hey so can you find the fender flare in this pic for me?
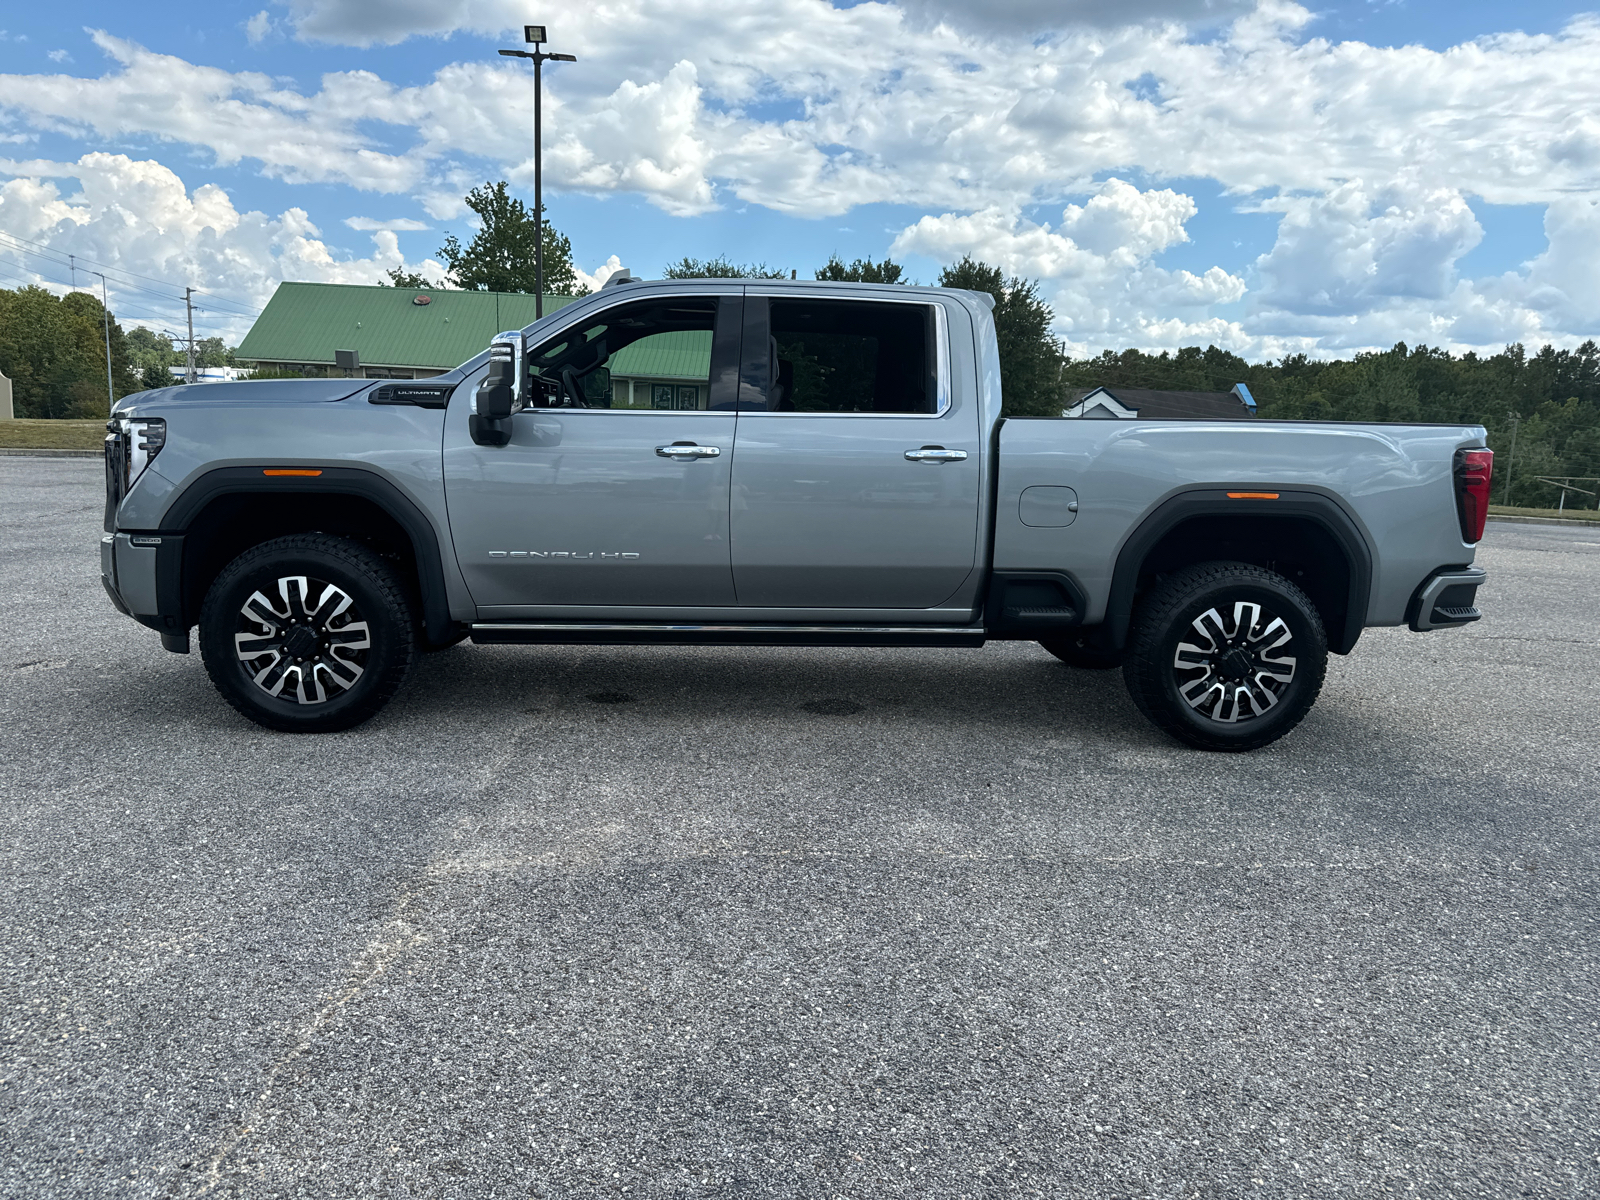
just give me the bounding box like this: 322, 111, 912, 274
153, 466, 455, 645
1104, 488, 1374, 655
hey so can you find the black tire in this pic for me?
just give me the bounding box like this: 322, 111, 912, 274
1122, 561, 1326, 752
1039, 627, 1123, 670
199, 534, 416, 732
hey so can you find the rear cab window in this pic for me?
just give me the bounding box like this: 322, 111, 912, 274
743, 296, 946, 415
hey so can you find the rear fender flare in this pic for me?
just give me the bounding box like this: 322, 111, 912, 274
1104, 488, 1373, 655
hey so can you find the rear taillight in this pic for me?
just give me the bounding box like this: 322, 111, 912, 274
1455, 448, 1493, 543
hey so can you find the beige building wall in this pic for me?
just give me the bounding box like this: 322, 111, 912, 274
0, 368, 12, 420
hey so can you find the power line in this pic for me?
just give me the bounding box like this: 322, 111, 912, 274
0, 258, 245, 335
0, 226, 263, 318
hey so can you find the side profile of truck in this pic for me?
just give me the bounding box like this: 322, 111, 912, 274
100, 278, 1493, 750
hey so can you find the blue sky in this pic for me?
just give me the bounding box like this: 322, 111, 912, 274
1, 1, 1597, 357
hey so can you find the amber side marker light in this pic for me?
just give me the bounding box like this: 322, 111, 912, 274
263, 468, 323, 477
1226, 491, 1280, 500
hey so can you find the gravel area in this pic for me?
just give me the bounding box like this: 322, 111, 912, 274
3, 457, 1597, 1199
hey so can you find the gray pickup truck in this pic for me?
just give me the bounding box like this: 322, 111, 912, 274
100, 278, 1493, 750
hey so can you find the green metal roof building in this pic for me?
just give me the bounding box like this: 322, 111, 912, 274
235, 282, 583, 379
236, 282, 715, 408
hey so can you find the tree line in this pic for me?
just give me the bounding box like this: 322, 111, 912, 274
4, 176, 1594, 508
0, 284, 239, 418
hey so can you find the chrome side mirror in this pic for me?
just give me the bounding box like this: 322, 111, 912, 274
470, 331, 524, 446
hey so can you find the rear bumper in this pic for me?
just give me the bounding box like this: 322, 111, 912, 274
1408, 566, 1486, 632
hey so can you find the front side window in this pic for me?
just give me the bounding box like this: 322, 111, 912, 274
765, 299, 937, 414
526, 297, 720, 410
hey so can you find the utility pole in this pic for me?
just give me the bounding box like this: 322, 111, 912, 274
92, 272, 114, 413
1502, 415, 1519, 506
499, 25, 576, 320
185, 287, 197, 384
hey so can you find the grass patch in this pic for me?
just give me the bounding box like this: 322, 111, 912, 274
1489, 504, 1600, 523
0, 419, 108, 451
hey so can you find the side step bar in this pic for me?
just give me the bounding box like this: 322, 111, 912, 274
470, 622, 987, 648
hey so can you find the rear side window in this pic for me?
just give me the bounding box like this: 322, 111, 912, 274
767, 300, 936, 414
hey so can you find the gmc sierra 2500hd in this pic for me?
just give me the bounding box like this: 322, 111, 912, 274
101, 278, 1492, 750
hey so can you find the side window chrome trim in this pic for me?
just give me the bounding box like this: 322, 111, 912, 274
518, 408, 735, 417
737, 294, 952, 418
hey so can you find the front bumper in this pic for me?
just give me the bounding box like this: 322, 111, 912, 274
1408, 566, 1487, 632
100, 536, 131, 615
101, 532, 190, 652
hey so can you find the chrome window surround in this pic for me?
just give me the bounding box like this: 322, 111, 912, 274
520, 290, 735, 416
515, 291, 951, 418
739, 294, 951, 419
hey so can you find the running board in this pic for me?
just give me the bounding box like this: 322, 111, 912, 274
470, 622, 987, 648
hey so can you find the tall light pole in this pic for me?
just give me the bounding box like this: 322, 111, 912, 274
91, 272, 114, 413
500, 25, 576, 320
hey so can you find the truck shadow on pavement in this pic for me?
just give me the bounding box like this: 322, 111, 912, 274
385, 639, 1383, 762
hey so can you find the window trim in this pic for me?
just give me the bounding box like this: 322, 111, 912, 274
520, 291, 739, 416
738, 293, 952, 419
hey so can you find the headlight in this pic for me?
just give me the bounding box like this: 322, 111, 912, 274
104, 417, 166, 505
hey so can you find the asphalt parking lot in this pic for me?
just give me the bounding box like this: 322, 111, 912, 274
2, 455, 1597, 1199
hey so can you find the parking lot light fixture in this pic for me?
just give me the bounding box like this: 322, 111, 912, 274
497, 26, 578, 319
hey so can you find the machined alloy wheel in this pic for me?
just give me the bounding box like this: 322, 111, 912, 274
234, 575, 372, 705
1123, 561, 1327, 752
1172, 600, 1296, 723
200, 534, 416, 732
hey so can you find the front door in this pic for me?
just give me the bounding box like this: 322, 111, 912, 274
444, 292, 743, 610
729, 295, 982, 609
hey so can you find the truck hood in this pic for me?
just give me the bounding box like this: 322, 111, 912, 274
114, 378, 373, 413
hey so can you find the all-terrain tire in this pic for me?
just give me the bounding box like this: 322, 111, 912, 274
1039, 627, 1123, 670
199, 534, 416, 733
1122, 561, 1326, 752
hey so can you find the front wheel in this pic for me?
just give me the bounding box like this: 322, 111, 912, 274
1122, 562, 1327, 752
199, 534, 416, 732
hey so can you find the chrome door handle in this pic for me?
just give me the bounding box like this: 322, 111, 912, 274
656, 443, 721, 459
905, 447, 968, 462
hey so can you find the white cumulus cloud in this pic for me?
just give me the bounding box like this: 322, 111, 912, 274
0, 3, 1597, 354
0, 155, 442, 339
343, 216, 431, 232
893, 180, 1251, 354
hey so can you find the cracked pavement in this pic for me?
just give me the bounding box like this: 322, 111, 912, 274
2, 457, 1597, 1198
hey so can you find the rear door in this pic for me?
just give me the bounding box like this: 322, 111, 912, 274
728, 295, 982, 609
443, 291, 744, 609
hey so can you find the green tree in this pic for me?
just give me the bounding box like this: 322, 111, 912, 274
0, 285, 140, 417
382, 266, 434, 288
938, 256, 1065, 417
436, 181, 577, 294
662, 255, 788, 279
125, 326, 177, 372
140, 364, 171, 390
814, 255, 904, 284
194, 337, 235, 368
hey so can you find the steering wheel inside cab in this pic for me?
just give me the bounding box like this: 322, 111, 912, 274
532, 338, 609, 408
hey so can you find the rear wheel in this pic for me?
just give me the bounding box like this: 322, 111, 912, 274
199, 534, 416, 732
1122, 561, 1326, 752
1038, 627, 1123, 670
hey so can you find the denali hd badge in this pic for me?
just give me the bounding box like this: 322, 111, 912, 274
488, 551, 641, 559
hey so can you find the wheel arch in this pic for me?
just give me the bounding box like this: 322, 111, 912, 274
152, 466, 458, 647
1104, 489, 1373, 655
